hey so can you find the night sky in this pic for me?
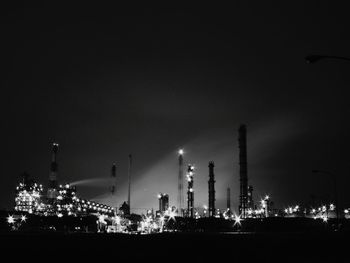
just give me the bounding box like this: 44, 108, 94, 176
2, 3, 350, 213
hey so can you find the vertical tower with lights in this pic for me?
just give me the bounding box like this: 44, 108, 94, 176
208, 161, 216, 217
47, 142, 59, 201
239, 125, 248, 218
178, 149, 184, 216
187, 164, 194, 218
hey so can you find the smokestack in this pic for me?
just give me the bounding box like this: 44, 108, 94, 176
227, 187, 231, 210
208, 161, 216, 217
239, 125, 248, 218
128, 154, 132, 212
178, 149, 184, 216
47, 142, 59, 200
111, 163, 117, 195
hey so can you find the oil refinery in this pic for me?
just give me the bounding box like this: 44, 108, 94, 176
2, 125, 349, 234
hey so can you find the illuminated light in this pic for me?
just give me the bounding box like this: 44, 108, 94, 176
189, 188, 193, 192
21, 215, 27, 222
344, 209, 349, 214
157, 194, 162, 199
322, 216, 328, 223
114, 215, 121, 225
265, 195, 270, 200
233, 214, 242, 226
312, 209, 316, 213
7, 215, 15, 224
178, 149, 184, 155
168, 210, 176, 221
57, 213, 63, 218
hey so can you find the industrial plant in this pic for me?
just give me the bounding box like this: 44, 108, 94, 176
2, 125, 349, 234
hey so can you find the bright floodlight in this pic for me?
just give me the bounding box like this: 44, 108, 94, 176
7, 215, 15, 224
178, 149, 184, 155
233, 214, 242, 226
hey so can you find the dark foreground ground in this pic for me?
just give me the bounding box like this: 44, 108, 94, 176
1, 231, 349, 262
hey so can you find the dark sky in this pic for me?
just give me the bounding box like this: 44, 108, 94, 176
2, 3, 350, 213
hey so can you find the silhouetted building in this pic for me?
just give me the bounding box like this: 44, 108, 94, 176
158, 193, 169, 212
119, 201, 130, 216
208, 162, 216, 217
239, 125, 248, 218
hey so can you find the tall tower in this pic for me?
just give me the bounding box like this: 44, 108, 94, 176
47, 142, 59, 200
239, 125, 248, 218
227, 187, 231, 210
177, 149, 184, 216
186, 164, 194, 218
208, 161, 216, 217
128, 154, 132, 212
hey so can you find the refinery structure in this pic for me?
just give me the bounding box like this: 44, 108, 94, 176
4, 125, 349, 234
